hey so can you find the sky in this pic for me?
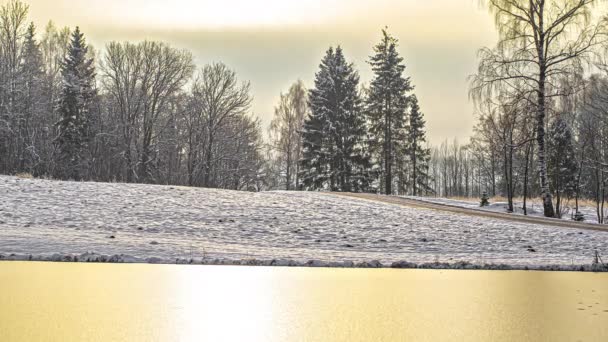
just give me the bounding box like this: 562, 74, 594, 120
24, 0, 498, 145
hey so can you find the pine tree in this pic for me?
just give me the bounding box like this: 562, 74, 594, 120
54, 27, 96, 180
547, 117, 577, 218
17, 22, 45, 173
366, 29, 413, 194
300, 46, 372, 191
407, 95, 432, 196
300, 47, 334, 190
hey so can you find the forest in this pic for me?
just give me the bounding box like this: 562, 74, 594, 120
3, 0, 608, 222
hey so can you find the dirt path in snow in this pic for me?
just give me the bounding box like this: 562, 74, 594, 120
331, 193, 608, 233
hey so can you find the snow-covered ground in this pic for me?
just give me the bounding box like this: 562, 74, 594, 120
404, 196, 602, 224
1, 175, 607, 269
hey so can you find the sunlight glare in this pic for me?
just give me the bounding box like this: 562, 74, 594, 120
171, 266, 280, 341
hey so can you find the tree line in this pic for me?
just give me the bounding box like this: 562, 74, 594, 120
1, 0, 431, 196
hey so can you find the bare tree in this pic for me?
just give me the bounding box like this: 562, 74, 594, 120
101, 41, 194, 182
187, 63, 252, 188
0, 0, 28, 174
268, 80, 308, 190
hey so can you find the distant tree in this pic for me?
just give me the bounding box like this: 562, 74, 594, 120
54, 27, 96, 180
40, 21, 70, 122
579, 74, 608, 223
269, 80, 308, 190
366, 29, 413, 194
547, 117, 578, 218
17, 22, 45, 174
407, 95, 431, 196
0, 0, 29, 174
300, 46, 372, 192
34, 22, 71, 174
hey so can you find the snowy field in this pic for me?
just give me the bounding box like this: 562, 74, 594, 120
1, 175, 607, 269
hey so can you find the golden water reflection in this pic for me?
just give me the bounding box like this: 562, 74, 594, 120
1, 262, 607, 341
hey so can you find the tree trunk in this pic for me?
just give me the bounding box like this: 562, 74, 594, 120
295, 162, 300, 190
602, 181, 606, 224
286, 150, 292, 191
574, 147, 585, 216
522, 140, 532, 216
203, 135, 214, 188
536, 65, 555, 217
412, 135, 418, 196
385, 114, 392, 195
505, 140, 514, 213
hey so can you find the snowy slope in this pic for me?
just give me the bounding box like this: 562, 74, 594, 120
1, 175, 607, 268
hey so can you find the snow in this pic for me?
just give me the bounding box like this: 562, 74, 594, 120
404, 196, 603, 225
1, 175, 607, 269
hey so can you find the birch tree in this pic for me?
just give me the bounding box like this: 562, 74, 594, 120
268, 80, 308, 190
471, 0, 605, 217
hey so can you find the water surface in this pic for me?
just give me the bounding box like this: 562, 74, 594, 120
1, 262, 607, 341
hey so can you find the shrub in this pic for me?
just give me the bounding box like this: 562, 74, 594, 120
480, 191, 490, 207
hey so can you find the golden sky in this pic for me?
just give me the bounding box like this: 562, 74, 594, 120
24, 0, 498, 144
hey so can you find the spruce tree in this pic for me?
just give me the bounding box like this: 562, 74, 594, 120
54, 27, 96, 180
20, 23, 44, 92
547, 117, 577, 217
300, 48, 332, 190
18, 22, 45, 173
300, 46, 372, 191
366, 29, 413, 194
407, 95, 432, 196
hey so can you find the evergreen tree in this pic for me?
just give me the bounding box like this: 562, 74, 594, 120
407, 95, 432, 196
17, 22, 45, 173
547, 117, 577, 218
54, 27, 96, 180
300, 46, 372, 191
480, 191, 490, 207
366, 29, 413, 194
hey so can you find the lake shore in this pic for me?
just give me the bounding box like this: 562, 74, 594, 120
2, 254, 608, 272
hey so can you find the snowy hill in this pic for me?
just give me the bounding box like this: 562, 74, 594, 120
1, 175, 607, 269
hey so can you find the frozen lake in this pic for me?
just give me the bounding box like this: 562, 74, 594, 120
1, 262, 607, 341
